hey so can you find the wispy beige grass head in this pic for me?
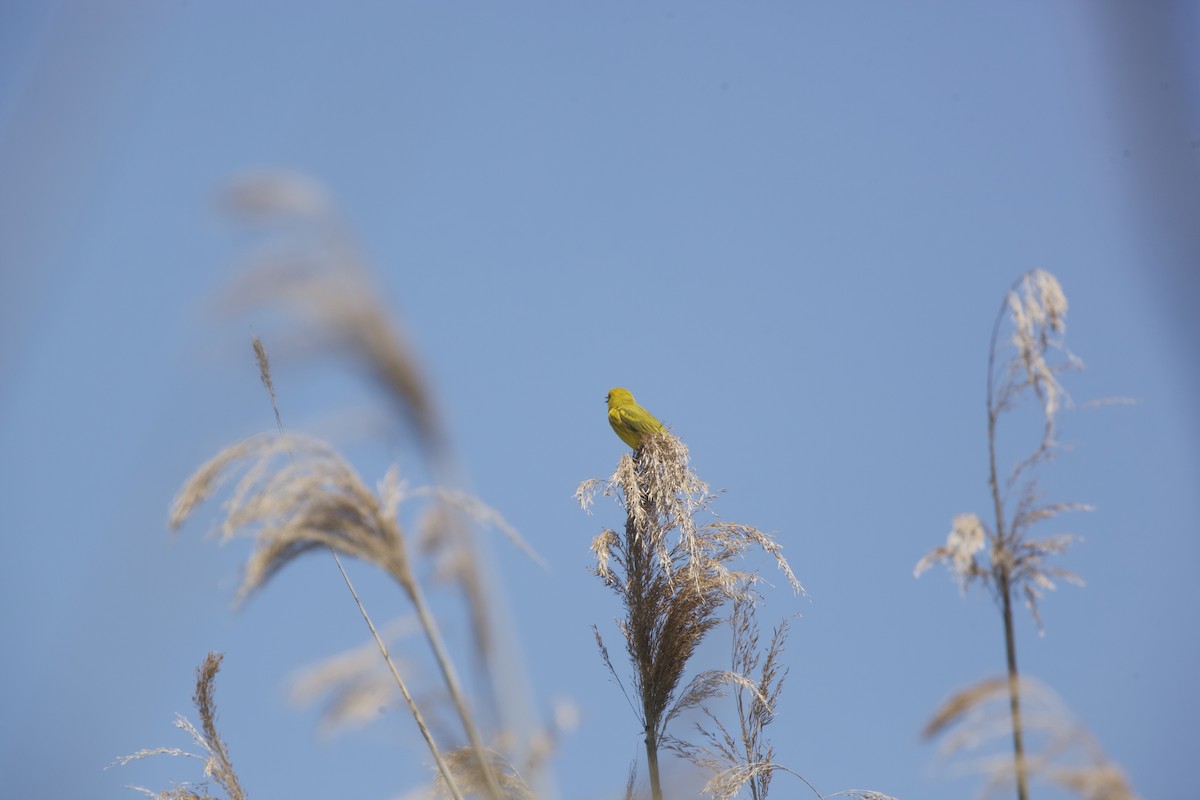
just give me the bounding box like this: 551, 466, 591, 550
923, 676, 1139, 800
113, 652, 246, 800
995, 269, 1077, 443
171, 417, 525, 798
221, 174, 513, 737
170, 431, 416, 601
581, 430, 802, 800
433, 747, 536, 800
917, 269, 1098, 629
582, 433, 802, 597
170, 424, 538, 605
915, 270, 1135, 800
288, 617, 420, 738
221, 170, 444, 460
677, 596, 791, 800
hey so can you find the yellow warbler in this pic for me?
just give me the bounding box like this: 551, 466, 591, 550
606, 387, 665, 449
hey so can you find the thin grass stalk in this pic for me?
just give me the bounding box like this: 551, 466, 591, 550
999, 574, 1028, 800
371, 518, 506, 799
986, 297, 1030, 800
329, 549, 464, 800
917, 271, 1125, 798
401, 560, 507, 800
256, 337, 478, 800
229, 176, 512, 741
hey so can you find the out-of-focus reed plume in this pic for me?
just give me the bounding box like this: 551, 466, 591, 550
923, 677, 1139, 800
288, 617, 421, 739
113, 653, 247, 800
222, 170, 444, 459
217, 171, 541, 787
916, 270, 1133, 800
172, 325, 565, 798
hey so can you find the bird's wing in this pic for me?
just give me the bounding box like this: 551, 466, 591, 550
615, 405, 663, 434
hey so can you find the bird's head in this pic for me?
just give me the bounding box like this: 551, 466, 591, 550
606, 387, 635, 409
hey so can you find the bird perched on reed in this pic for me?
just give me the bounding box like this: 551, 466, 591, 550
606, 387, 665, 450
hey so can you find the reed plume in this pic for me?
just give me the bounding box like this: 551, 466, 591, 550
680, 596, 789, 800
220, 174, 534, 769
113, 652, 247, 800
168, 334, 539, 799
916, 269, 1132, 800
580, 430, 801, 800
923, 676, 1138, 800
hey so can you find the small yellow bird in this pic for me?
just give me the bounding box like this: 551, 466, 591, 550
606, 387, 666, 450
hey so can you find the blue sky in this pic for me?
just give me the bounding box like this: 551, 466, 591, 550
2, 3, 1197, 799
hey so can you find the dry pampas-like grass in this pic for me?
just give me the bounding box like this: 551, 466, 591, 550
679, 597, 790, 800
288, 617, 421, 739
916, 270, 1134, 800
221, 174, 521, 757
923, 676, 1139, 800
113, 652, 246, 800
169, 431, 416, 601
915, 269, 1092, 629
169, 426, 536, 607
676, 597, 896, 800
222, 170, 443, 458
431, 748, 537, 800
579, 430, 803, 800
168, 420, 524, 800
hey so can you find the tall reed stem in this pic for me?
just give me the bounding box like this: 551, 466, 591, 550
998, 571, 1029, 800
987, 302, 1029, 800
385, 542, 507, 800
254, 338, 492, 800
330, 548, 465, 800
629, 493, 664, 800
645, 733, 663, 800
